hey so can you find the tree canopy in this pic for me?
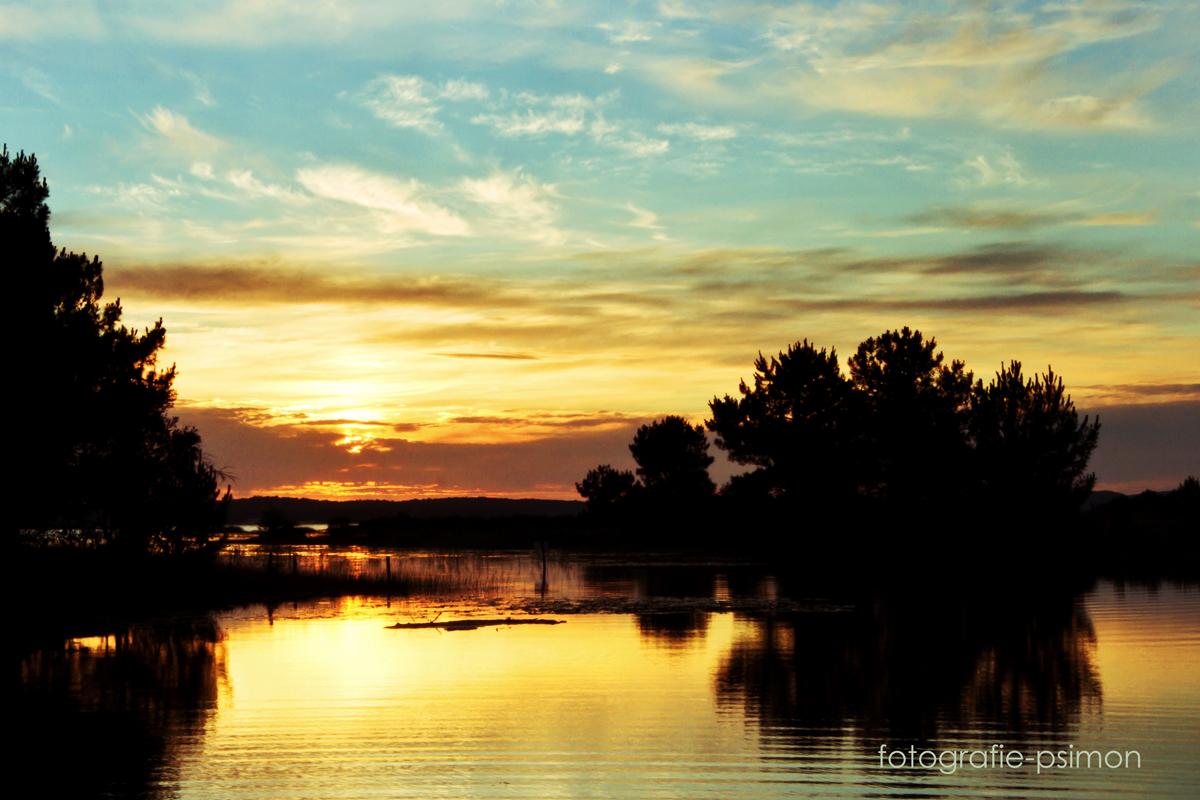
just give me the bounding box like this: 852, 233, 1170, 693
629, 415, 715, 502
576, 415, 716, 518
4, 145, 228, 554
575, 464, 638, 516
969, 361, 1101, 514
847, 327, 974, 505
707, 340, 857, 504
699, 329, 1100, 524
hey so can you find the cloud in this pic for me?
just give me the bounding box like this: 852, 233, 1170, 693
291, 418, 396, 427
625, 203, 662, 229
657, 122, 737, 140
136, 105, 224, 154
296, 163, 469, 236
360, 74, 443, 134
906, 206, 1076, 231
432, 352, 541, 360
466, 87, 667, 157
174, 406, 649, 499
604, 132, 670, 157
459, 169, 564, 243
449, 411, 642, 429
150, 59, 216, 106
1083, 383, 1200, 400
106, 263, 529, 308
959, 153, 1028, 188
597, 20, 662, 44
744, 0, 1169, 130
658, 1, 702, 20
1017, 93, 1152, 131
471, 108, 587, 136
226, 170, 310, 205
107, 182, 184, 208
1077, 211, 1157, 227
440, 78, 488, 101
17, 67, 60, 104
907, 204, 1163, 231
0, 2, 104, 39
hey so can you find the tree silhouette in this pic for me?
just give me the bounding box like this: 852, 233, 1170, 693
707, 340, 857, 503
848, 327, 973, 506
629, 415, 715, 502
705, 330, 1102, 533
257, 504, 297, 538
575, 464, 638, 515
4, 145, 228, 553
969, 361, 1100, 514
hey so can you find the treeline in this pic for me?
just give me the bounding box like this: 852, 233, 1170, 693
579, 330, 1105, 542
229, 496, 583, 525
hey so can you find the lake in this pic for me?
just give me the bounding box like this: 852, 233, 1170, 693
16, 553, 1200, 798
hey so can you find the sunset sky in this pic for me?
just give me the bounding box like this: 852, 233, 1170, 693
4, 1, 1197, 499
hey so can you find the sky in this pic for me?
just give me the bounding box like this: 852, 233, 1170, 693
3, 0, 1197, 500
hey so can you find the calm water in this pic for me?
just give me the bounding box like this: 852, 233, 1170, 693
17, 555, 1200, 799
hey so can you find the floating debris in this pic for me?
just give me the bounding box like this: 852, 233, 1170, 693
386, 616, 565, 631
499, 597, 851, 615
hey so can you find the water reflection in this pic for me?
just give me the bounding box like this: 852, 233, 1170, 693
714, 589, 1104, 768
17, 618, 226, 800
635, 611, 711, 646
13, 573, 1198, 799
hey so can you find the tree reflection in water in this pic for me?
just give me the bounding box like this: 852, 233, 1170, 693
713, 588, 1102, 755
17, 618, 226, 800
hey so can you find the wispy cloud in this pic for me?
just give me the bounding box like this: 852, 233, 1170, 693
625, 203, 662, 229
958, 152, 1028, 188
657, 121, 736, 140
1076, 210, 1158, 227
748, 0, 1168, 130
908, 204, 1161, 230
227, 170, 310, 205
597, 20, 662, 44
297, 163, 469, 236
136, 105, 224, 155
907, 205, 1075, 231
360, 75, 443, 134
441, 78, 488, 101
150, 59, 216, 106
459, 169, 564, 244
472, 108, 587, 136
16, 67, 60, 103
433, 352, 541, 360
107, 263, 528, 308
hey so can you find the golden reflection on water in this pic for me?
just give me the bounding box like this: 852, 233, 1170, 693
189, 606, 762, 798
20, 579, 1200, 799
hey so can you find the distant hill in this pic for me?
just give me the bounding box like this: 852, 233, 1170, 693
227, 495, 584, 525
1081, 490, 1126, 511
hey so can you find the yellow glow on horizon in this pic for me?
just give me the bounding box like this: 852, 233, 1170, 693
261, 481, 580, 502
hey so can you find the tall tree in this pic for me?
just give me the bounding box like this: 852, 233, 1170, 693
707, 340, 858, 503
969, 361, 1100, 514
3, 145, 227, 553
848, 327, 973, 506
